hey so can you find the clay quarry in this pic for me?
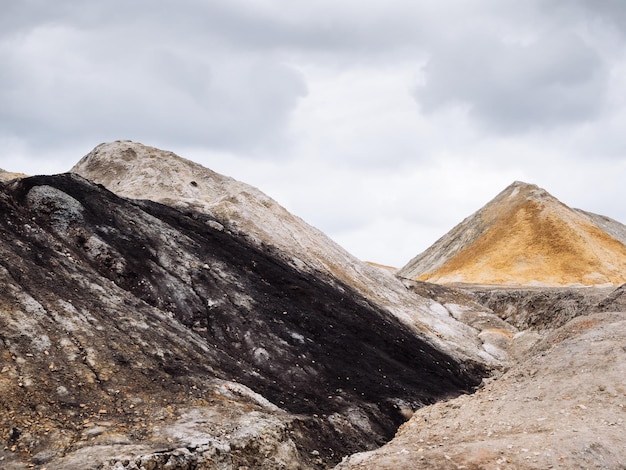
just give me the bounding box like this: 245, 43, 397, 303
1, 141, 625, 469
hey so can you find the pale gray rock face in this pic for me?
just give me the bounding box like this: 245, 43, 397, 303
396, 183, 551, 281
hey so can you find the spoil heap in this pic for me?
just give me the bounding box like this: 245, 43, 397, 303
398, 181, 626, 286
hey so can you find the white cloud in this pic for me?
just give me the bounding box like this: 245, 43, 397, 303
416, 24, 608, 133
0, 5, 308, 153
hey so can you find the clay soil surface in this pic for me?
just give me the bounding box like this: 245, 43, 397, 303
337, 311, 626, 469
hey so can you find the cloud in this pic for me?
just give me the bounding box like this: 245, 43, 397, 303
2, 0, 620, 160
415, 29, 608, 133
2, 1, 626, 266
0, 2, 307, 155
555, 0, 626, 37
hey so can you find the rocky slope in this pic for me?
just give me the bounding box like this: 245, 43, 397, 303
71, 141, 503, 369
464, 285, 614, 331
0, 174, 487, 469
398, 181, 626, 286
336, 310, 626, 469
4, 145, 626, 469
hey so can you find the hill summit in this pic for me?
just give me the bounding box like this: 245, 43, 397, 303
71, 141, 500, 366
398, 181, 626, 286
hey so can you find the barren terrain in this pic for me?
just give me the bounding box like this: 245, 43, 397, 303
2, 143, 625, 469
0, 173, 485, 468
399, 181, 626, 286
337, 310, 626, 469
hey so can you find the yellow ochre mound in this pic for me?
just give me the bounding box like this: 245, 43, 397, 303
398, 182, 626, 286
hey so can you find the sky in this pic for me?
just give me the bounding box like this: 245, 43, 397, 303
2, 0, 626, 267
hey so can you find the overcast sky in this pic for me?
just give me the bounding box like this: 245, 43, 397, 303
2, 1, 626, 266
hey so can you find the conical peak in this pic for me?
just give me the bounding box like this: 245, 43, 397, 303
507, 180, 538, 190
479, 181, 568, 225
399, 181, 626, 286
504, 181, 539, 197
497, 181, 554, 203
